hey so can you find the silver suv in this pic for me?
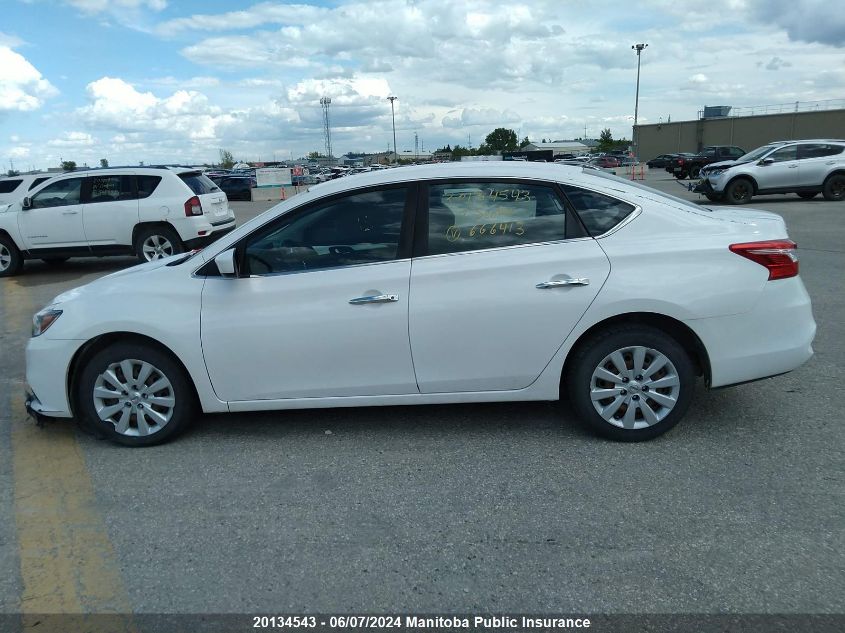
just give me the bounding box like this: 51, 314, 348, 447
697, 139, 845, 204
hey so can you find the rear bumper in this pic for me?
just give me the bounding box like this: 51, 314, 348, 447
183, 223, 236, 249
686, 276, 816, 388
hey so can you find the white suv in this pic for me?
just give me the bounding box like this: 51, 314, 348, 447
0, 173, 56, 205
0, 167, 236, 276
697, 139, 845, 204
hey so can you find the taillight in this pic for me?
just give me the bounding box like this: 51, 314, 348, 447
678, 158, 685, 165
729, 240, 798, 280
184, 196, 202, 216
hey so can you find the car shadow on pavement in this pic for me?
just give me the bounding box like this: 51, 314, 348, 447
11, 257, 137, 288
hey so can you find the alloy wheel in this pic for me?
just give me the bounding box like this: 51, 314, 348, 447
0, 244, 10, 272
92, 359, 175, 436
142, 235, 174, 261
589, 346, 681, 430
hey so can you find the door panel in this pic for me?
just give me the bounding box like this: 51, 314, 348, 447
756, 145, 799, 190
410, 242, 609, 392
83, 175, 139, 246
201, 262, 417, 401
18, 177, 86, 248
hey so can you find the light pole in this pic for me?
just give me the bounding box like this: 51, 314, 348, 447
632, 43, 647, 159
387, 96, 398, 164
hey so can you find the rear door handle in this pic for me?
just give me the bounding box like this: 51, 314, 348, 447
62, 210, 79, 215
349, 293, 399, 305
536, 278, 590, 289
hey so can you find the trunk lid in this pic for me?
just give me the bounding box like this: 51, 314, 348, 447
178, 171, 232, 218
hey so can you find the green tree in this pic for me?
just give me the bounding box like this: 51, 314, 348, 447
61, 160, 76, 171
307, 151, 323, 159
480, 127, 519, 154
100, 158, 109, 168
450, 144, 476, 160
519, 136, 530, 149
219, 148, 235, 169
597, 128, 614, 153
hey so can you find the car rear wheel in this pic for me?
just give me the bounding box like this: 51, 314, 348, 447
689, 166, 701, 179
566, 325, 695, 441
134, 225, 184, 263
674, 171, 688, 179
724, 178, 754, 204
0, 235, 23, 277
797, 192, 818, 199
822, 174, 845, 201
76, 342, 196, 446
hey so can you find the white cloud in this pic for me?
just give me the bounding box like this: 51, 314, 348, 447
62, 0, 167, 13
47, 131, 96, 147
0, 45, 58, 112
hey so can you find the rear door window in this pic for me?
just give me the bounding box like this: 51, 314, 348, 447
179, 172, 220, 195
425, 181, 568, 255
85, 175, 135, 203
0, 179, 22, 194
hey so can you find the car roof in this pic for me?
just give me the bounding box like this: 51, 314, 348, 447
306, 162, 592, 196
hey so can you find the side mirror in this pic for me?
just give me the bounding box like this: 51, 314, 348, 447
759, 158, 774, 166
21, 197, 31, 210
214, 248, 237, 277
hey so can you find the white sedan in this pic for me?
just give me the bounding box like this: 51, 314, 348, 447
25, 162, 815, 446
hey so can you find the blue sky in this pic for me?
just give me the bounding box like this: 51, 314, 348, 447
1, 0, 843, 170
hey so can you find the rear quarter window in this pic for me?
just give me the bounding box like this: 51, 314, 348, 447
0, 179, 22, 194
561, 185, 636, 236
136, 175, 162, 199
179, 173, 220, 195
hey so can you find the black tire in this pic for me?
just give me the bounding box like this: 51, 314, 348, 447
0, 234, 24, 277
689, 166, 701, 179
565, 324, 695, 442
724, 178, 754, 204
704, 192, 724, 202
76, 342, 197, 447
134, 225, 184, 263
822, 173, 845, 201
41, 257, 69, 266
674, 171, 688, 180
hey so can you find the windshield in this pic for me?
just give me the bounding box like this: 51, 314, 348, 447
737, 145, 779, 162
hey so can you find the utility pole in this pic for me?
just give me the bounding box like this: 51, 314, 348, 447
320, 97, 333, 161
387, 96, 398, 164
632, 43, 648, 159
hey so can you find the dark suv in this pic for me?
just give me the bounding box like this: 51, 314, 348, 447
671, 146, 745, 179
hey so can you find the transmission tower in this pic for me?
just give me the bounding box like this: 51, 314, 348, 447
320, 97, 333, 158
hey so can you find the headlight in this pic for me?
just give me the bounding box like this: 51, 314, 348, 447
709, 168, 726, 176
32, 308, 63, 337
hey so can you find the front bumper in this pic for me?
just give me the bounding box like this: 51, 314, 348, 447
25, 335, 82, 419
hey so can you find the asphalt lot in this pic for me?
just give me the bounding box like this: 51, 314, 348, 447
0, 169, 842, 620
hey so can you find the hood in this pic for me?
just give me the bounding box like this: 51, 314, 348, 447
48, 255, 182, 306
702, 160, 752, 172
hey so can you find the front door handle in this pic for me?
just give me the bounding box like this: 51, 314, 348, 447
349, 293, 399, 305
536, 278, 590, 289
62, 210, 79, 215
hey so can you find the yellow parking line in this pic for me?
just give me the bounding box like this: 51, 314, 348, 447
3, 279, 134, 630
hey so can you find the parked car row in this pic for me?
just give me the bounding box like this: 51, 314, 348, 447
0, 166, 236, 276
696, 139, 845, 204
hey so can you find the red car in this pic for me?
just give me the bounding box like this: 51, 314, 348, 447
589, 156, 621, 168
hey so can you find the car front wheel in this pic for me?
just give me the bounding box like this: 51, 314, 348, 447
134, 225, 184, 262
566, 325, 695, 441
724, 178, 754, 204
822, 174, 845, 201
76, 342, 196, 446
